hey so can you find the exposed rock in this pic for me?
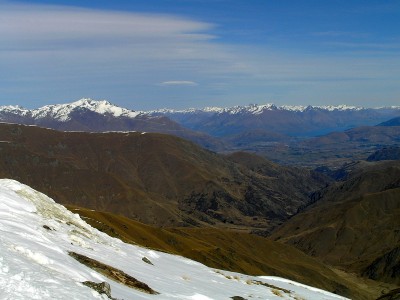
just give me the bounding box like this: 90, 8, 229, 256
42, 225, 52, 231
69, 251, 159, 295
142, 257, 153, 265
82, 281, 112, 299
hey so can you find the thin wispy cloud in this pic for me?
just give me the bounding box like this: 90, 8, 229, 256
0, 3, 214, 51
159, 81, 198, 86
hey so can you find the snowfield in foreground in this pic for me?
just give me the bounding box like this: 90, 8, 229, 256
0, 179, 348, 300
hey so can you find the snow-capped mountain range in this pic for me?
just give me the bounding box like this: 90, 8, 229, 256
0, 98, 228, 151
1, 98, 398, 120
0, 99, 142, 122
1, 98, 399, 139
149, 101, 400, 137
149, 103, 369, 115
0, 179, 347, 299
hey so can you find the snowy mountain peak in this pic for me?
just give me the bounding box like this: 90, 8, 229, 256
30, 98, 142, 121
70, 98, 141, 118
0, 179, 347, 299
215, 103, 273, 114
0, 104, 26, 110
73, 98, 109, 105
315, 104, 363, 111
0, 104, 30, 116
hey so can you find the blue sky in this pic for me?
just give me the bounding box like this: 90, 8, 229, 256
1, 0, 399, 110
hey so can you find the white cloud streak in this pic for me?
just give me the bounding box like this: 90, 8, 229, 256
159, 81, 198, 86
0, 4, 212, 39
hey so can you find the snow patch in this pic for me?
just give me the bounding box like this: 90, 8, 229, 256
146, 250, 160, 259
188, 294, 214, 300
12, 245, 53, 266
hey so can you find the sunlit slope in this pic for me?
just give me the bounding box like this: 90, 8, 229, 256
68, 206, 393, 299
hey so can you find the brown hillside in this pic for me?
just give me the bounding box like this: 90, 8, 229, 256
367, 146, 400, 161
68, 206, 396, 300
0, 123, 326, 232
226, 151, 329, 207
302, 126, 400, 148
270, 161, 400, 286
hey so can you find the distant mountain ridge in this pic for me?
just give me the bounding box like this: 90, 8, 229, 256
1, 98, 399, 151
150, 103, 400, 114
0, 98, 224, 151
378, 116, 400, 127
2, 98, 399, 128
150, 103, 400, 137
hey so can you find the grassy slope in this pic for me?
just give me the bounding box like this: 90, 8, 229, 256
68, 206, 396, 299
270, 161, 400, 292
0, 123, 326, 232
271, 189, 400, 268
